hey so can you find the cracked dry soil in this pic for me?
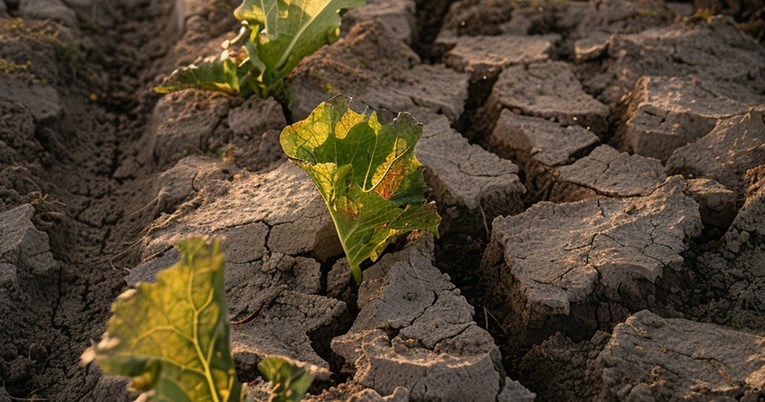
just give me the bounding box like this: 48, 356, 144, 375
1, 0, 765, 401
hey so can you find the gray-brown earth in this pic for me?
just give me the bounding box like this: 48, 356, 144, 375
1, 0, 764, 401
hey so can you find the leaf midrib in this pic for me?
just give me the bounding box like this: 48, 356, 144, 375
273, 0, 333, 72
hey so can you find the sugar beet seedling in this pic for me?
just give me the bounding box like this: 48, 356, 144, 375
156, 0, 364, 100
280, 96, 441, 283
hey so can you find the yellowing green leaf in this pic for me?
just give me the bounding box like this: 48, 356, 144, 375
234, 0, 365, 83
155, 59, 242, 95
258, 356, 316, 402
280, 96, 441, 283
82, 238, 245, 402
156, 0, 364, 98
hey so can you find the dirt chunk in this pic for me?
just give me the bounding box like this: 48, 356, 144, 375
488, 111, 600, 169
144, 155, 236, 219
667, 112, 765, 198
124, 163, 348, 377
481, 177, 702, 345
596, 310, 765, 401
485, 62, 609, 135
441, 34, 559, 73
288, 20, 467, 123
615, 76, 752, 162
232, 291, 347, 380
0, 101, 44, 168
223, 96, 286, 171
686, 178, 738, 229
554, 145, 666, 202
572, 0, 673, 37
332, 235, 534, 402
689, 166, 765, 332
128, 163, 340, 283
343, 0, 416, 44
417, 115, 525, 227
519, 331, 611, 402
487, 110, 600, 201
140, 89, 231, 170
0, 204, 58, 285
0, 78, 62, 124
583, 17, 765, 105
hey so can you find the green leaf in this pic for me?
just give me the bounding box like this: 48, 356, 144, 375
280, 96, 441, 283
233, 0, 366, 84
82, 237, 246, 402
155, 0, 363, 98
155, 59, 248, 96
258, 356, 316, 402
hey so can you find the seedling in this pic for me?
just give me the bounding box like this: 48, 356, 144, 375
156, 0, 364, 99
82, 237, 315, 402
280, 96, 441, 283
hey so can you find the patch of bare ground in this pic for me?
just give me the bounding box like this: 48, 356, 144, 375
2, 0, 765, 401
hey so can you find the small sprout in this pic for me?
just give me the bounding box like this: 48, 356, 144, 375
156, 0, 365, 100
280, 96, 441, 283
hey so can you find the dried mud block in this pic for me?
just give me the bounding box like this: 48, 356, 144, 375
572, 0, 673, 37
518, 331, 610, 402
596, 310, 765, 401
18, 0, 78, 26
722, 166, 765, 313
288, 20, 467, 123
691, 166, 765, 330
439, 0, 517, 37
615, 76, 751, 162
481, 177, 702, 345
667, 112, 765, 198
686, 178, 737, 229
417, 115, 525, 225
0, 204, 58, 288
486, 62, 609, 135
300, 383, 410, 402
729, 166, 765, 245
147, 155, 236, 217
342, 0, 415, 44
0, 101, 42, 167
231, 291, 347, 379
554, 145, 666, 202
127, 163, 348, 379
585, 17, 765, 105
128, 163, 339, 286
574, 32, 611, 62
332, 236, 535, 402
0, 79, 62, 124
441, 34, 559, 73
225, 97, 287, 171
143, 89, 230, 169
487, 111, 599, 200
343, 387, 409, 402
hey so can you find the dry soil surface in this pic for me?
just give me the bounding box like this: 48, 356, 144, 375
1, 0, 764, 401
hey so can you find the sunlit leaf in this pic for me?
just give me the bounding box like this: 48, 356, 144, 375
82, 237, 246, 402
235, 0, 365, 82
258, 356, 316, 402
156, 0, 364, 98
280, 96, 441, 283
155, 60, 246, 95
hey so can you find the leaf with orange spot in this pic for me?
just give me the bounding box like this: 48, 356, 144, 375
280, 96, 441, 283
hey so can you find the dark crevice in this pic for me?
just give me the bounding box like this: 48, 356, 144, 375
411, 0, 458, 62
453, 64, 502, 143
